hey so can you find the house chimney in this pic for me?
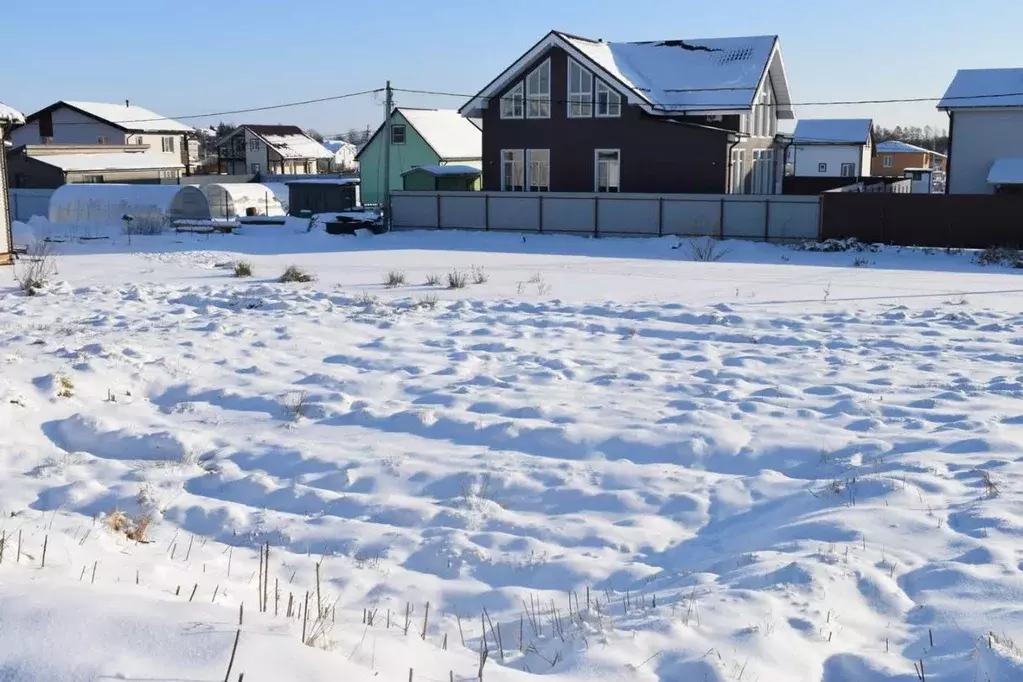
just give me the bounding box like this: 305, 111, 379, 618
125, 99, 130, 108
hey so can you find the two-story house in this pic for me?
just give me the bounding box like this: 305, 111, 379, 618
938, 68, 1023, 194
458, 30, 793, 195
872, 141, 946, 177
6, 100, 194, 187
214, 125, 332, 177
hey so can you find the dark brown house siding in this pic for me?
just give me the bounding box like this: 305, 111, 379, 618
6, 154, 65, 189
481, 46, 736, 194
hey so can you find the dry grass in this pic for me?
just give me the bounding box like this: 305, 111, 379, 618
416, 294, 439, 309
424, 273, 442, 287
685, 237, 730, 263
279, 265, 314, 283
470, 265, 489, 284
233, 261, 254, 277
106, 508, 153, 542
57, 375, 74, 398
384, 270, 406, 288
15, 241, 58, 295
447, 270, 468, 289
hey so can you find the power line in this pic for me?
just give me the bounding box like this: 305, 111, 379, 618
393, 86, 1023, 109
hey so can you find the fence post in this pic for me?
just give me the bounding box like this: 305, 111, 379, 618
719, 197, 726, 239
657, 196, 664, 237
484, 194, 489, 231
436, 194, 442, 229
594, 196, 599, 238
879, 202, 885, 243
538, 195, 544, 234
817, 195, 824, 241
763, 199, 771, 242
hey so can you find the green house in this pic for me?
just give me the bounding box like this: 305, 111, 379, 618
356, 108, 482, 205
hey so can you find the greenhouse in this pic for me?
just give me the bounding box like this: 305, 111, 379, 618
48, 184, 211, 230
199, 183, 287, 219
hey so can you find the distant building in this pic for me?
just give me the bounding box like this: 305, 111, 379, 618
214, 125, 332, 176
789, 119, 874, 178
1, 101, 25, 265
321, 139, 359, 173
873, 140, 946, 177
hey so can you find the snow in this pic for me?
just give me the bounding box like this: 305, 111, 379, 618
31, 152, 184, 171
986, 157, 1023, 184
4, 223, 1023, 680
200, 183, 286, 218
402, 164, 482, 176
938, 68, 1023, 109
399, 108, 482, 160
260, 133, 334, 160
562, 33, 780, 114
0, 101, 25, 124
875, 140, 946, 157
63, 100, 193, 133
792, 119, 872, 145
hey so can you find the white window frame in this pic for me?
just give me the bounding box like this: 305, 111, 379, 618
526, 149, 550, 191
248, 138, 260, 151
731, 149, 746, 194
595, 81, 622, 118
161, 136, 175, 153
391, 124, 406, 145
501, 149, 524, 191
500, 82, 525, 119
750, 149, 775, 194
594, 149, 620, 193
526, 59, 551, 119
841, 162, 856, 178
883, 155, 893, 168
568, 58, 594, 118
818, 162, 828, 174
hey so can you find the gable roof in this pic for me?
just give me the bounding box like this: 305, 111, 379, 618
938, 68, 1023, 110
30, 152, 184, 172
792, 118, 872, 145
0, 102, 24, 125
875, 140, 946, 157
21, 100, 193, 133
459, 30, 792, 119
217, 125, 332, 160
356, 108, 482, 161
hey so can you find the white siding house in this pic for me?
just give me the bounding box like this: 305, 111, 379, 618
790, 119, 874, 178
939, 68, 1023, 194
215, 125, 332, 176
1, 102, 25, 265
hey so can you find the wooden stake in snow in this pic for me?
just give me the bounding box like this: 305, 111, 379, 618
223, 629, 241, 682
185, 535, 194, 562
227, 546, 233, 578
189, 583, 199, 602
301, 591, 310, 643
287, 592, 294, 619
263, 543, 269, 614
1, 530, 5, 564
421, 601, 430, 640
212, 585, 220, 603
315, 561, 321, 620
404, 602, 411, 635
239, 603, 244, 626
41, 535, 48, 568
257, 546, 264, 612
274, 578, 279, 616
91, 560, 98, 585
16, 530, 22, 564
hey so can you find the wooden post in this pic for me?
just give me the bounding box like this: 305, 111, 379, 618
436, 193, 442, 229
223, 629, 241, 682
189, 583, 198, 602
185, 535, 194, 562
263, 543, 269, 614
239, 602, 244, 625
484, 193, 490, 231
537, 195, 544, 234
408, 669, 413, 682
0, 530, 5, 564
594, 195, 600, 237
17, 530, 21, 563
257, 546, 264, 612
657, 196, 664, 237
421, 601, 430, 640
719, 197, 726, 239
41, 535, 48, 568
764, 198, 771, 242
315, 562, 322, 620
274, 578, 279, 616
301, 591, 310, 643
91, 560, 98, 584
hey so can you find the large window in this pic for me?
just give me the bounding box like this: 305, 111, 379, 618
161, 136, 176, 153
526, 149, 550, 191
501, 82, 525, 119
391, 124, 406, 145
751, 149, 775, 194
501, 149, 524, 191
731, 149, 746, 194
595, 149, 620, 192
841, 162, 856, 177
883, 155, 893, 168
248, 138, 260, 151
751, 86, 776, 138
596, 81, 621, 118
526, 60, 551, 119
569, 59, 593, 118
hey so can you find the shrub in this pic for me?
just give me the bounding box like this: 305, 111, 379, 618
279, 265, 314, 283
424, 273, 441, 286
685, 237, 730, 262
15, 241, 58, 295
384, 270, 406, 288
793, 238, 881, 253
57, 375, 74, 398
470, 265, 489, 284
281, 392, 309, 421
447, 269, 468, 289
975, 246, 1023, 268
416, 294, 439, 309
233, 261, 253, 277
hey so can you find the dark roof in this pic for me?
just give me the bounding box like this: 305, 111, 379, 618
243, 124, 306, 136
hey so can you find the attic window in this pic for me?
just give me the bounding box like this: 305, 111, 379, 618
501, 82, 525, 119
596, 81, 621, 117
526, 59, 551, 119
391, 124, 406, 145
568, 59, 594, 118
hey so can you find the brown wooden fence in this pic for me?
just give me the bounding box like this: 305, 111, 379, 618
820, 193, 1023, 248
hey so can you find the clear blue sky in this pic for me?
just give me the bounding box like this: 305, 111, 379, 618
4, 0, 1020, 136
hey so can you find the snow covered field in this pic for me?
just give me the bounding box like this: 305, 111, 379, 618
2, 221, 1023, 681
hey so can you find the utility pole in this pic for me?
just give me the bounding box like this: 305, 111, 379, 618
382, 80, 393, 231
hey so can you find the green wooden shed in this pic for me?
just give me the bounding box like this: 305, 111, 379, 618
402, 165, 482, 192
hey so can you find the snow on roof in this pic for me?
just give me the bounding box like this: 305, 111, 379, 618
987, 157, 1023, 184
322, 139, 356, 154
876, 140, 946, 156
250, 127, 333, 160
0, 102, 25, 124
792, 119, 872, 144
399, 109, 482, 160
285, 178, 360, 185
63, 101, 193, 132
938, 68, 1023, 109
402, 164, 481, 177
32, 152, 184, 172
561, 33, 780, 115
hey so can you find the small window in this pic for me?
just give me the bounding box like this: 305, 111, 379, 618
249, 138, 261, 151
136, 137, 145, 145
526, 149, 550, 191
81, 175, 104, 184
883, 155, 893, 168
731, 149, 746, 194
391, 124, 406, 145
501, 149, 524, 191
526, 60, 551, 119
568, 59, 593, 118
97, 136, 109, 144
500, 82, 525, 119
595, 149, 620, 192
841, 163, 856, 177
161, 136, 175, 153
596, 81, 621, 118
251, 163, 261, 173
818, 162, 828, 173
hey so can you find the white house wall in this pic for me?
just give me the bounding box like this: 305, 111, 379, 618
861, 144, 873, 178
948, 109, 1023, 194
10, 108, 122, 146
792, 145, 864, 177
244, 130, 269, 174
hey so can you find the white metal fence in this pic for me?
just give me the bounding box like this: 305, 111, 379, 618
8, 189, 54, 222
391, 191, 820, 242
